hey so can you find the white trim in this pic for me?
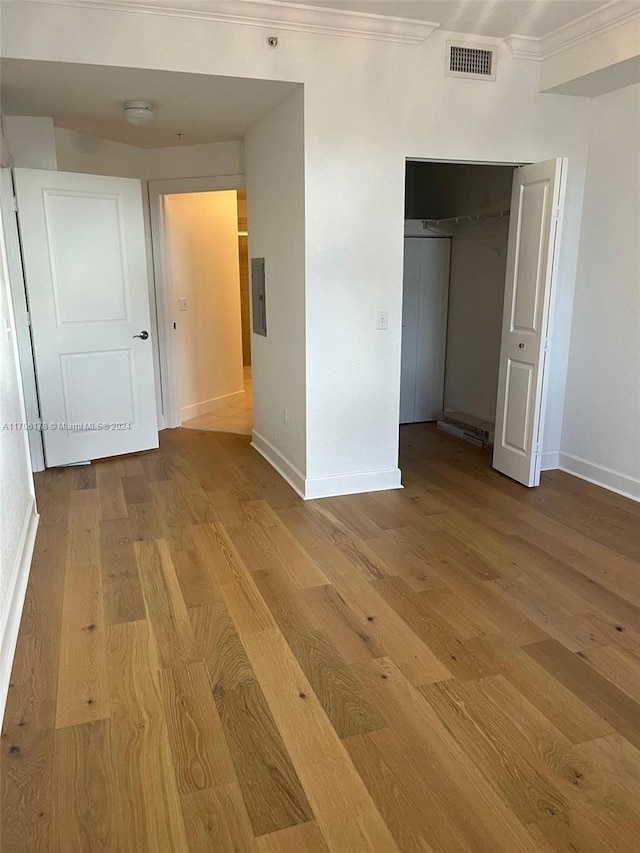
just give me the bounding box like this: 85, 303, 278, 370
10, 0, 637, 56
304, 467, 403, 500
408, 157, 523, 167
251, 430, 306, 498
504, 3, 640, 61
559, 452, 640, 503
0, 498, 39, 724
148, 174, 246, 429
12, 0, 439, 44
502, 34, 542, 61
0, 168, 45, 473
149, 176, 246, 196
540, 2, 640, 60
180, 389, 245, 421
540, 450, 559, 471
251, 430, 403, 500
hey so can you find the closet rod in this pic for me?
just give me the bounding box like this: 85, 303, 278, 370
422, 209, 510, 227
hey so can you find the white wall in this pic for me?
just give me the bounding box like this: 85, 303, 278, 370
303, 40, 589, 492
3, 116, 57, 169
245, 87, 306, 484
164, 190, 244, 420
444, 218, 509, 424
55, 126, 141, 177
1, 1, 593, 497
560, 84, 640, 500
145, 140, 244, 180
0, 173, 38, 722
55, 127, 244, 180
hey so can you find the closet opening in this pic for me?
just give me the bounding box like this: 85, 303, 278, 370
401, 159, 519, 454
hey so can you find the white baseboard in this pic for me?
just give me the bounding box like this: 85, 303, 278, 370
559, 452, 640, 502
304, 467, 403, 499
251, 431, 403, 500
251, 431, 306, 498
0, 497, 39, 723
541, 450, 559, 471
180, 390, 245, 421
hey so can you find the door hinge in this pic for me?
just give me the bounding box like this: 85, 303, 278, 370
11, 196, 18, 212
543, 336, 551, 352
553, 206, 561, 222
25, 311, 31, 327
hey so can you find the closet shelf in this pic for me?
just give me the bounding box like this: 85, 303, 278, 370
423, 209, 510, 228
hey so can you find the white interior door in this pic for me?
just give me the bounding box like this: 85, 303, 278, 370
493, 158, 565, 486
14, 168, 158, 467
400, 237, 450, 424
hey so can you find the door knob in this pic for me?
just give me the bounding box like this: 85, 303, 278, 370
518, 342, 525, 348
133, 330, 149, 340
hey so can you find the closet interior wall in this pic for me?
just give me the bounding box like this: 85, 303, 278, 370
402, 161, 516, 429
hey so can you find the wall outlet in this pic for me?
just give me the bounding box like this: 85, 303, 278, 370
178, 297, 188, 311
376, 310, 389, 330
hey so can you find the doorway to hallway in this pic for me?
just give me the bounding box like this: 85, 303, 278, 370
149, 177, 253, 435
182, 365, 253, 435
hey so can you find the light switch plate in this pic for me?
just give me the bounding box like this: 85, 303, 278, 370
178, 297, 187, 311
376, 310, 389, 330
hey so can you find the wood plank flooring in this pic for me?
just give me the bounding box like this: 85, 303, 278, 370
3, 423, 640, 852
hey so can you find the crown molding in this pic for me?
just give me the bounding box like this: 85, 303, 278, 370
7, 0, 439, 44
439, 29, 502, 47
502, 34, 541, 60
504, 1, 640, 61
540, 0, 640, 59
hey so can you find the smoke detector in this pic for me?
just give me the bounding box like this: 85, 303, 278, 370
123, 100, 154, 125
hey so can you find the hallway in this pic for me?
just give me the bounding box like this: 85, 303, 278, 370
182, 366, 253, 436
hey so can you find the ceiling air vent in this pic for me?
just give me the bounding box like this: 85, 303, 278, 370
446, 41, 496, 81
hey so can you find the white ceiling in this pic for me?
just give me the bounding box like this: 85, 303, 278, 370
293, 0, 614, 38
0, 2, 627, 147
0, 60, 300, 148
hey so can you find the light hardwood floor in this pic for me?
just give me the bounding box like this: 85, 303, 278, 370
2, 423, 640, 852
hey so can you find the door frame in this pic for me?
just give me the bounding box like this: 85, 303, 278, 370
0, 168, 45, 472
148, 174, 246, 429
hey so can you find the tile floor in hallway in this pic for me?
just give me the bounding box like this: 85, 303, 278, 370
182, 366, 253, 436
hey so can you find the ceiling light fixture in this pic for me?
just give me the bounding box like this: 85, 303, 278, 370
123, 100, 154, 125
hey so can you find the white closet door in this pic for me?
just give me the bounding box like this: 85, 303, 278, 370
493, 158, 564, 487
400, 237, 450, 424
